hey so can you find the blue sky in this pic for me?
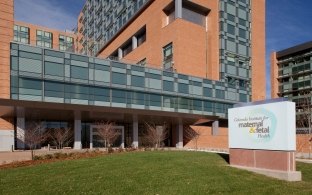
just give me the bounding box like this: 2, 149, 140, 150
14, 0, 85, 31
266, 0, 312, 98
14, 0, 312, 99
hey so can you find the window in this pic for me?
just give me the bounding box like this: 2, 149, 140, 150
193, 100, 202, 111
215, 103, 224, 113
19, 78, 42, 97
216, 89, 225, 99
59, 35, 74, 52
112, 72, 126, 85
137, 28, 146, 46
122, 42, 132, 56
131, 92, 145, 105
163, 96, 175, 108
203, 88, 212, 97
239, 94, 247, 102
137, 58, 146, 66
239, 80, 247, 88
14, 25, 30, 44
178, 97, 189, 109
164, 1, 208, 27
227, 14, 235, 22
178, 83, 189, 94
182, 7, 206, 27
70, 84, 89, 100
37, 30, 53, 48
239, 18, 246, 26
163, 81, 174, 91
131, 75, 145, 87
71, 66, 88, 80
93, 87, 110, 102
227, 24, 235, 35
112, 89, 126, 103
227, 77, 236, 88
149, 94, 161, 107
163, 43, 173, 70
45, 81, 64, 98
239, 28, 246, 38
45, 62, 64, 77
204, 101, 213, 112
227, 56, 235, 65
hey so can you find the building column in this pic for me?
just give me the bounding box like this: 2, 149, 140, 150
118, 48, 123, 60
90, 126, 93, 149
132, 36, 138, 50
74, 111, 82, 149
212, 121, 219, 136
176, 118, 183, 148
16, 107, 25, 149
132, 115, 138, 148
175, 0, 182, 19
121, 127, 125, 148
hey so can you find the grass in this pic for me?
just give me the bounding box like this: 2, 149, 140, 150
0, 151, 311, 194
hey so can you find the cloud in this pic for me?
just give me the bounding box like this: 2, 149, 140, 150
14, 0, 81, 31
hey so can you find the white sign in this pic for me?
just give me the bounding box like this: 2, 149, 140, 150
229, 101, 296, 151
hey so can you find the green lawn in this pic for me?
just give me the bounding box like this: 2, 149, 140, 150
0, 151, 311, 194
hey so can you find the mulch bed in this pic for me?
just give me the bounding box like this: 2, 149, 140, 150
0, 151, 107, 170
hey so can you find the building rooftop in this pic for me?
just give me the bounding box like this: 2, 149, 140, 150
277, 40, 312, 59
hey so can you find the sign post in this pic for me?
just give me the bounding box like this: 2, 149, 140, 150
228, 99, 301, 181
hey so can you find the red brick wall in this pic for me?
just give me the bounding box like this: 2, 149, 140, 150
0, 0, 14, 99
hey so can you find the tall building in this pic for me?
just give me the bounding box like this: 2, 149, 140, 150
0, 0, 265, 151
271, 41, 312, 133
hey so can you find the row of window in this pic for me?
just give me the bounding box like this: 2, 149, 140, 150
13, 78, 233, 113
13, 25, 74, 51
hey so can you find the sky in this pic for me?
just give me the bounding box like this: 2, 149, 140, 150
266, 0, 312, 98
14, 0, 312, 99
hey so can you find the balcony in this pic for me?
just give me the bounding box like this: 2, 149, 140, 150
117, 3, 126, 16
95, 3, 102, 14
96, 17, 103, 27
88, 16, 94, 25
79, 15, 84, 23
82, 28, 87, 36
79, 26, 83, 33
82, 16, 87, 24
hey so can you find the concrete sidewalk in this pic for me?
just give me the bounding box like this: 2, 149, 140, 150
296, 159, 312, 164
0, 151, 32, 165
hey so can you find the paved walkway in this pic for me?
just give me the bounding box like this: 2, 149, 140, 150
296, 159, 312, 164
0, 151, 32, 165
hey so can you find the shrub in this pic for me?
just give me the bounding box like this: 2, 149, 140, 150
54, 152, 68, 159
108, 147, 114, 154
33, 155, 43, 161
44, 154, 53, 160
117, 147, 124, 153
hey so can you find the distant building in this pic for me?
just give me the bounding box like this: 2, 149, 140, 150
271, 41, 312, 133
14, 21, 76, 52
0, 0, 265, 151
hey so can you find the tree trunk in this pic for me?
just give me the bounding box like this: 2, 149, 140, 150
31, 149, 34, 160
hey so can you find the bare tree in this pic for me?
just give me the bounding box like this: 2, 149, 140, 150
184, 126, 202, 151
95, 121, 121, 148
297, 92, 312, 158
24, 121, 47, 160
49, 127, 73, 149
143, 122, 168, 148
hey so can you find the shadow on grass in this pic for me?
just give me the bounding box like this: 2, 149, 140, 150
217, 153, 229, 164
